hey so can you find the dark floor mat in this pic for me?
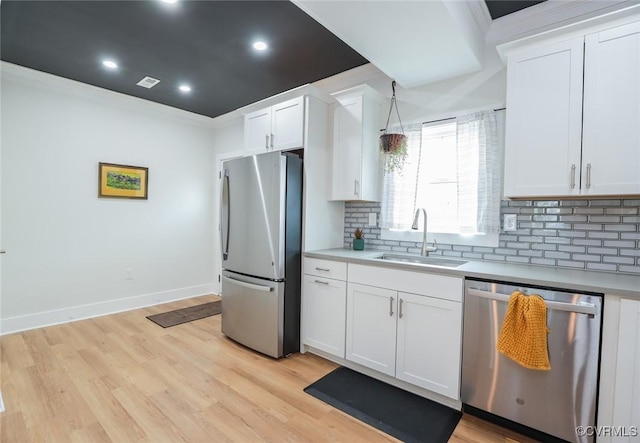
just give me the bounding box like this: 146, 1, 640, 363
146, 301, 221, 328
304, 367, 461, 443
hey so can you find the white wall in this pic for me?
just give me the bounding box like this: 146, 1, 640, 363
211, 119, 244, 293
0, 63, 217, 333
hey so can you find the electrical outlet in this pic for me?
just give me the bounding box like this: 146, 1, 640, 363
503, 214, 517, 231
125, 268, 134, 280
368, 213, 377, 226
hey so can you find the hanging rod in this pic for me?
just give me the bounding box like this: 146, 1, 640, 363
421, 107, 506, 126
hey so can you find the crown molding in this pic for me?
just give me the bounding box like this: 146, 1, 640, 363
488, 0, 640, 47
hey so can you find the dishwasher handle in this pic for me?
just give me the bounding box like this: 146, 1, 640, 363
467, 287, 597, 316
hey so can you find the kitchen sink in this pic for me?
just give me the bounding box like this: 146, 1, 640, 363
372, 253, 467, 268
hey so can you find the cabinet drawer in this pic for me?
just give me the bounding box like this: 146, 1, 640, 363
348, 263, 462, 302
304, 257, 347, 280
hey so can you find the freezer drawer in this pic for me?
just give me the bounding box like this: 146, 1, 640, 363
221, 271, 285, 358
462, 279, 602, 443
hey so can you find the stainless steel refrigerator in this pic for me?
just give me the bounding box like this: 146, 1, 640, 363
220, 151, 303, 358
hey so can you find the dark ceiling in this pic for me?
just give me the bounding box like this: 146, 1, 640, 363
1, 1, 544, 119
1, 1, 368, 118
485, 0, 546, 20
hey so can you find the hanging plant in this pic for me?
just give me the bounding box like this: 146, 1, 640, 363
380, 80, 408, 173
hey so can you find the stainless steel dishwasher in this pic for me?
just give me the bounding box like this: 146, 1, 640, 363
462, 278, 603, 443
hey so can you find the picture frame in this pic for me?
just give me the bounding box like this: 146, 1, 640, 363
98, 162, 149, 199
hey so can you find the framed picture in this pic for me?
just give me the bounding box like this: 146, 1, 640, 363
98, 162, 148, 199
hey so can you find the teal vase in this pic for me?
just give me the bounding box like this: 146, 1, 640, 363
353, 238, 365, 250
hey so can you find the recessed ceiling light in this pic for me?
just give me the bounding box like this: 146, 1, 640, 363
102, 60, 118, 69
179, 84, 192, 93
160, 0, 178, 3
252, 41, 268, 51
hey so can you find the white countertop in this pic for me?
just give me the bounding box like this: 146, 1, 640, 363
305, 248, 640, 299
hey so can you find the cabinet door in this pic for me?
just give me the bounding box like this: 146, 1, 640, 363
271, 96, 304, 152
331, 96, 363, 200
396, 292, 462, 399
244, 107, 272, 156
612, 298, 640, 438
504, 38, 584, 198
582, 21, 640, 196
302, 275, 347, 358
346, 283, 397, 376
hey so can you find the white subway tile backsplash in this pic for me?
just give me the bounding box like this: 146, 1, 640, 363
545, 251, 572, 260
344, 199, 640, 275
587, 263, 617, 272
605, 224, 637, 232
606, 207, 638, 215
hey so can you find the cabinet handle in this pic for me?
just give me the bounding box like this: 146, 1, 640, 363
314, 279, 329, 285
315, 267, 330, 272
570, 164, 576, 189
399, 298, 404, 319
389, 296, 394, 316
265, 134, 269, 150
270, 133, 274, 149
586, 163, 592, 189
354, 179, 359, 196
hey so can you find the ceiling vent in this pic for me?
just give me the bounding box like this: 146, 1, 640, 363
136, 76, 161, 89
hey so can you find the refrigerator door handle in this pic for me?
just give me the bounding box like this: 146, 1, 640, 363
221, 169, 231, 260
467, 287, 597, 316
225, 276, 273, 292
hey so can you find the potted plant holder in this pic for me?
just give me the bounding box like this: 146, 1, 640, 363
353, 227, 365, 250
380, 80, 408, 173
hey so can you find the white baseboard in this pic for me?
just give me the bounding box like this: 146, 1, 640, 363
0, 284, 216, 336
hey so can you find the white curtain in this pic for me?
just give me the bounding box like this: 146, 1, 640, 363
379, 111, 501, 235
379, 123, 422, 230
457, 111, 502, 234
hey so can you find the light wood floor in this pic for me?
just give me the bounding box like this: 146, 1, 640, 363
0, 295, 539, 442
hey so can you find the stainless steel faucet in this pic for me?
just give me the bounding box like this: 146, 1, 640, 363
412, 208, 437, 256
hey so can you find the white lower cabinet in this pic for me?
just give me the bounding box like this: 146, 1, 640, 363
598, 296, 640, 443
303, 274, 347, 358
395, 292, 462, 398
611, 298, 640, 439
346, 283, 397, 376
302, 258, 348, 358
345, 265, 463, 400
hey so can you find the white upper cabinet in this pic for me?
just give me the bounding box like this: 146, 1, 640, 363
582, 21, 640, 196
504, 38, 584, 198
504, 20, 640, 198
330, 85, 383, 201
244, 96, 304, 156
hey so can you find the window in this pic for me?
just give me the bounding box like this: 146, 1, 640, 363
380, 111, 503, 247
418, 121, 459, 233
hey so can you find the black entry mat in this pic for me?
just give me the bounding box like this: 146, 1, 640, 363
146, 301, 221, 328
304, 367, 461, 443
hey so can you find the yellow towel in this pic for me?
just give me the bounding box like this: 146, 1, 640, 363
497, 291, 551, 370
